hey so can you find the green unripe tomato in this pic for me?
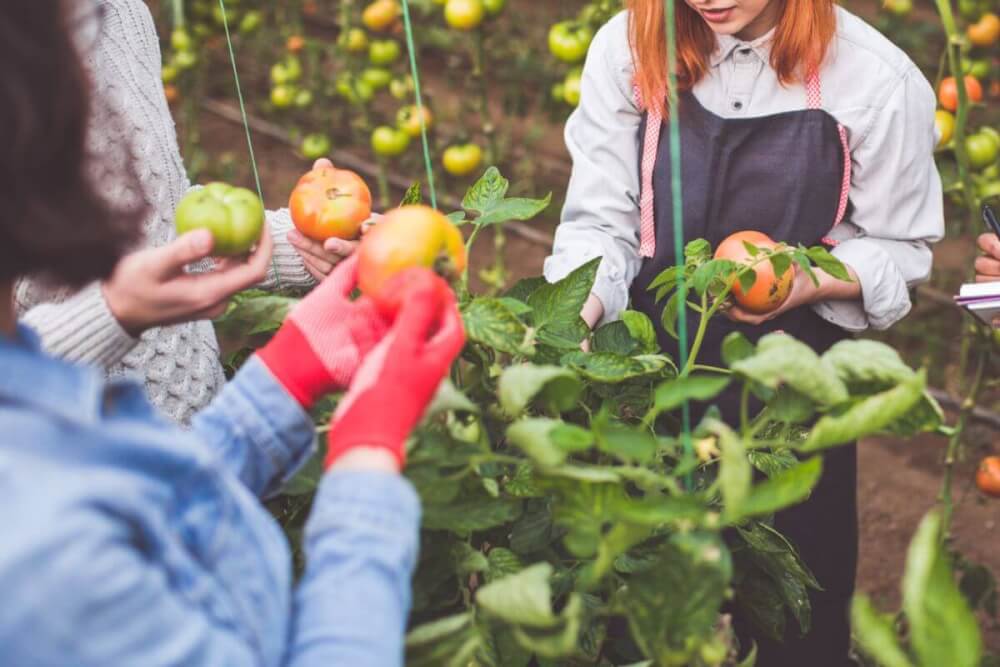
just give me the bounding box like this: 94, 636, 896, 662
173, 50, 198, 70
389, 76, 414, 100
361, 67, 393, 90
882, 0, 912, 17
444, 0, 485, 30
175, 183, 264, 256
171, 29, 194, 53
548, 21, 593, 64
368, 39, 401, 66
563, 69, 582, 106
271, 84, 296, 109
371, 126, 411, 157
442, 144, 483, 176
294, 89, 314, 109
161, 63, 180, 84
239, 10, 263, 34
483, 0, 505, 16
551, 82, 565, 103
967, 132, 999, 170
341, 28, 369, 53
300, 133, 332, 160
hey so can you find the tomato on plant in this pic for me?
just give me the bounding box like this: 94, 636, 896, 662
938, 76, 983, 112
935, 110, 955, 148
357, 205, 467, 310
371, 126, 411, 157
271, 85, 296, 109
360, 67, 393, 90
548, 21, 594, 64
171, 29, 194, 53
882, 0, 912, 16
173, 49, 198, 71
294, 89, 314, 109
444, 0, 485, 31
286, 35, 306, 53
966, 132, 999, 170
714, 231, 793, 314
368, 39, 401, 66
239, 10, 262, 34
976, 456, 1000, 498
362, 0, 400, 32
397, 105, 433, 138
300, 133, 332, 161
563, 69, 582, 107
164, 84, 180, 105
442, 144, 483, 176
175, 183, 265, 256
341, 28, 369, 53
390, 76, 414, 100
289, 166, 372, 241
968, 13, 999, 47
483, 0, 506, 17
161, 63, 179, 84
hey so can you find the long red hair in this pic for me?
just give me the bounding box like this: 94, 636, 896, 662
627, 0, 837, 114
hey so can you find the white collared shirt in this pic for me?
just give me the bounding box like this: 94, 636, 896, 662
544, 6, 944, 331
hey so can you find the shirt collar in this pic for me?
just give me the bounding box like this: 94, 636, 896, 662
0, 324, 105, 424
710, 28, 776, 67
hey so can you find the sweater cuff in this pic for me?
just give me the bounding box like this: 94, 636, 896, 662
20, 283, 139, 368
261, 208, 318, 290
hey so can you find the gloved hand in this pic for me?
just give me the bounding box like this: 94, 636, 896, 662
325, 270, 466, 470
256, 254, 387, 409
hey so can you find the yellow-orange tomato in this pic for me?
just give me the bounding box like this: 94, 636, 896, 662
286, 35, 306, 53
968, 13, 999, 48
714, 231, 793, 314
289, 167, 372, 241
938, 76, 983, 112
357, 205, 467, 304
977, 456, 1000, 498
935, 110, 955, 148
164, 84, 180, 105
362, 0, 400, 32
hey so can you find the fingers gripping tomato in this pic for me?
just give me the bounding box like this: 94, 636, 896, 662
289, 167, 373, 241
175, 183, 265, 256
976, 456, 1000, 498
714, 231, 793, 314
357, 205, 467, 313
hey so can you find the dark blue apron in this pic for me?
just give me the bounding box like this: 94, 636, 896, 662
629, 83, 858, 666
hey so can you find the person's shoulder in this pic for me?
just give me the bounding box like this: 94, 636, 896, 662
829, 6, 922, 84
590, 11, 634, 73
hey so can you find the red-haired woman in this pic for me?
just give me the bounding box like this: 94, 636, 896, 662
545, 1, 943, 663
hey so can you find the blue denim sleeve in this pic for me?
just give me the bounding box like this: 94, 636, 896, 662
190, 356, 317, 498
287, 470, 422, 667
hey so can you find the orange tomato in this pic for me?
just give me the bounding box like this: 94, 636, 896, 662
302, 0, 319, 17
968, 13, 999, 48
286, 35, 306, 53
976, 456, 1000, 498
357, 205, 467, 305
164, 84, 180, 105
714, 231, 793, 314
362, 0, 400, 32
938, 76, 983, 112
289, 167, 373, 241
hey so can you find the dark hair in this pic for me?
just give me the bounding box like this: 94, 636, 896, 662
0, 0, 146, 286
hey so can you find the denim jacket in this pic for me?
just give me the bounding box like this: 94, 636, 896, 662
0, 325, 420, 666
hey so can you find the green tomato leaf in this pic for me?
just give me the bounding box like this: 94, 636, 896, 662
423, 498, 524, 537
806, 246, 853, 282
463, 166, 509, 211
476, 563, 559, 628
621, 310, 660, 354
446, 210, 468, 226
485, 547, 524, 583
646, 265, 682, 294
214, 292, 296, 341
801, 369, 927, 453
400, 181, 423, 206
506, 418, 593, 466
685, 238, 712, 266
562, 351, 675, 384
528, 258, 600, 340
451, 541, 489, 576
461, 166, 551, 228
721, 331, 755, 367
660, 291, 681, 340
498, 364, 582, 417
902, 511, 983, 667
822, 339, 915, 394
282, 450, 322, 496
406, 612, 473, 649
592, 411, 657, 464
504, 276, 547, 303
462, 297, 535, 357
707, 419, 752, 516
592, 320, 638, 355
510, 594, 584, 659
653, 374, 731, 415
731, 333, 849, 406
726, 457, 823, 524
426, 379, 480, 417
476, 195, 553, 228
508, 503, 557, 554
769, 252, 792, 279
850, 596, 914, 667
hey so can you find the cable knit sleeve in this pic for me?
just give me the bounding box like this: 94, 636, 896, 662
260, 208, 318, 291
18, 283, 138, 369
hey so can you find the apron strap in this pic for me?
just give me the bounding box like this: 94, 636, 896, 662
636, 85, 661, 258
807, 69, 853, 246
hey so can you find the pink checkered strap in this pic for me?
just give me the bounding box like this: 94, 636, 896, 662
806, 70, 853, 247
636, 85, 662, 258
805, 68, 823, 110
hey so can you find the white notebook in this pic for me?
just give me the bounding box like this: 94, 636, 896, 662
956, 282, 1000, 325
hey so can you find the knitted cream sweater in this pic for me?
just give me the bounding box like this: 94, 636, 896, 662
15, 0, 314, 424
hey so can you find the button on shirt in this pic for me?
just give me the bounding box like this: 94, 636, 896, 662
544, 7, 944, 331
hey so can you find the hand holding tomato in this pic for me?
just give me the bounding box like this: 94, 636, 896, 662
724, 263, 859, 325
103, 226, 274, 336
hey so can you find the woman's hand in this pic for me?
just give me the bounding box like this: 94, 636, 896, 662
725, 264, 860, 326
103, 226, 274, 336
975, 234, 1000, 282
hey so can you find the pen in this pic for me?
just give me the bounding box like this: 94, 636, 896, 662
985, 203, 1000, 241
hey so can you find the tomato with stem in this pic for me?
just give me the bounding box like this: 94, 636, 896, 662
714, 231, 793, 314
548, 22, 594, 64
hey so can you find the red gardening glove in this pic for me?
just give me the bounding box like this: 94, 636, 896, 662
256, 254, 388, 409
325, 270, 466, 470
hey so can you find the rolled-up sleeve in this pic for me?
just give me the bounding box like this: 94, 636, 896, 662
813, 64, 944, 332
543, 13, 643, 324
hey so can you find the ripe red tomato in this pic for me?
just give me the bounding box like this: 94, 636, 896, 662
714, 231, 793, 314
289, 167, 373, 241
976, 456, 1000, 498
357, 205, 467, 308
938, 76, 983, 112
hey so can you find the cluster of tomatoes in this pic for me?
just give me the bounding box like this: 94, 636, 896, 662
174, 164, 466, 319
547, 0, 618, 108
